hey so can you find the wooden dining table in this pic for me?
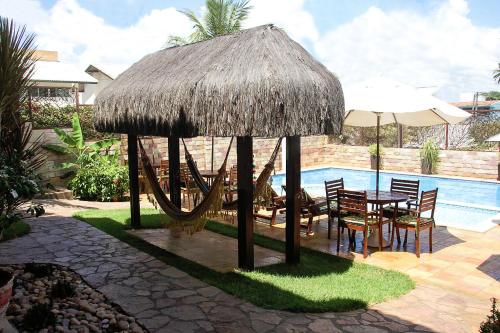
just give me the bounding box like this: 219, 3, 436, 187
366, 190, 409, 248
199, 169, 219, 185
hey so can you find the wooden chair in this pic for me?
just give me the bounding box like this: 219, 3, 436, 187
390, 188, 438, 257
337, 189, 380, 258
180, 164, 201, 210
225, 165, 238, 201
383, 178, 420, 240
253, 185, 286, 226
280, 185, 328, 235
158, 160, 169, 192
324, 178, 344, 239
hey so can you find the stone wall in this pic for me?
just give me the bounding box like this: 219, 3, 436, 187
36, 130, 498, 185
324, 144, 499, 180
31, 128, 73, 186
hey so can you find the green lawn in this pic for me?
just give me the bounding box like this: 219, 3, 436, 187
1, 220, 31, 242
74, 208, 415, 312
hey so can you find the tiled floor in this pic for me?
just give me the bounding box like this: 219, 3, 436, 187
245, 211, 500, 303
129, 228, 284, 272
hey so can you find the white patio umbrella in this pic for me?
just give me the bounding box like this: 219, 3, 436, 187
344, 78, 471, 194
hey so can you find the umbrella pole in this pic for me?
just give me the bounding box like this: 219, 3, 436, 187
376, 113, 381, 196
211, 136, 214, 172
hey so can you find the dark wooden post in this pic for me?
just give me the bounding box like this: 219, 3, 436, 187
397, 124, 403, 148
128, 134, 141, 228
286, 136, 300, 264
237, 136, 254, 270
168, 137, 182, 208
445, 124, 449, 150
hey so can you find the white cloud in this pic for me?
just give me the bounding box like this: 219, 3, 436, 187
315, 0, 500, 100
246, 0, 319, 46
1, 0, 192, 75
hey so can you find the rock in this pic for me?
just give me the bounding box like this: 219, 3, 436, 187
70, 317, 81, 326
130, 323, 143, 333
118, 320, 129, 330
56, 325, 65, 332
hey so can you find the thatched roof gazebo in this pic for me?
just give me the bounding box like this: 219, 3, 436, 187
94, 24, 344, 270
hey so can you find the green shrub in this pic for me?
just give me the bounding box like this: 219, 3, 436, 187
22, 303, 56, 331
480, 298, 500, 333
51, 280, 76, 299
368, 143, 384, 157
69, 158, 129, 202
24, 263, 53, 278
26, 104, 113, 140
420, 139, 439, 174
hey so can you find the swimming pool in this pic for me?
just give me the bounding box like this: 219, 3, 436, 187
271, 167, 500, 232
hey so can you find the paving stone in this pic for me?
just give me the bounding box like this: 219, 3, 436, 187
161, 305, 206, 320
309, 319, 341, 333
0, 207, 489, 333
165, 289, 196, 298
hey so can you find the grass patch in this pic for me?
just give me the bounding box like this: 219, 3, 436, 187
1, 220, 31, 242
74, 208, 415, 312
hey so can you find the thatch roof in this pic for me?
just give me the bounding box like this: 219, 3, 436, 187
94, 24, 344, 138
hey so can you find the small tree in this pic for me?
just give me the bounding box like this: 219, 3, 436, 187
0, 17, 44, 239
168, 0, 252, 46
494, 63, 500, 85
420, 139, 439, 174
480, 298, 500, 333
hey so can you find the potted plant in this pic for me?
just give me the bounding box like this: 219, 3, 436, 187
420, 139, 439, 174
0, 269, 14, 326
368, 144, 384, 170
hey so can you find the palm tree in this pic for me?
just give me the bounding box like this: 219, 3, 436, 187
168, 0, 252, 46
494, 62, 500, 84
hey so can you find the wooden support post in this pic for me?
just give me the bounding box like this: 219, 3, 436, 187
445, 124, 449, 150
286, 136, 300, 264
237, 136, 254, 270
168, 137, 182, 208
397, 124, 403, 148
128, 134, 141, 228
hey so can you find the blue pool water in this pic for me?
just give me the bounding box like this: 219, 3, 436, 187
271, 167, 500, 232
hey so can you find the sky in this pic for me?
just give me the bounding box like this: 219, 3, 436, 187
1, 0, 500, 101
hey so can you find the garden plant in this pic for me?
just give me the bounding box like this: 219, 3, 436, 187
44, 113, 129, 201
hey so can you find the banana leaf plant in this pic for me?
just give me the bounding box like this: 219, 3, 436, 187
43, 113, 117, 176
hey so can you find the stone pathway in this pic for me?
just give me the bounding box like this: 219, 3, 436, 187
0, 199, 492, 332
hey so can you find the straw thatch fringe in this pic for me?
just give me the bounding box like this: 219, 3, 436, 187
94, 24, 344, 138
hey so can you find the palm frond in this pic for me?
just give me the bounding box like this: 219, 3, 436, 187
494, 63, 500, 84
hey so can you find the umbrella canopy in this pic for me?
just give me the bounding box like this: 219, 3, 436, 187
343, 77, 471, 194
94, 24, 344, 138
344, 78, 471, 127
486, 133, 500, 142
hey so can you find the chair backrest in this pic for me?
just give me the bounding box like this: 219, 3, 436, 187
228, 165, 238, 185
159, 160, 169, 175
390, 178, 420, 201
337, 189, 367, 216
280, 185, 314, 207
418, 188, 438, 217
325, 178, 344, 209
180, 163, 192, 184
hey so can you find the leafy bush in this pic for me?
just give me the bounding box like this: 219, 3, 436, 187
420, 139, 439, 174
69, 157, 129, 202
22, 302, 56, 331
44, 113, 128, 201
368, 143, 384, 157
51, 280, 76, 298
24, 263, 53, 278
25, 104, 113, 140
0, 18, 44, 239
480, 298, 500, 333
